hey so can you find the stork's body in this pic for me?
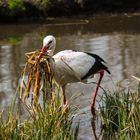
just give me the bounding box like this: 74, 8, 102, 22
37, 35, 110, 116
53, 50, 96, 85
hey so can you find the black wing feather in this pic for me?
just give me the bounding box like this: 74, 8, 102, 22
81, 52, 110, 80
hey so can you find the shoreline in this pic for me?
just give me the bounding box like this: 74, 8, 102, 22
1, 12, 140, 24
0, 11, 140, 25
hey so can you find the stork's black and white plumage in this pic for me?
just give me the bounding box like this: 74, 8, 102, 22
38, 35, 110, 116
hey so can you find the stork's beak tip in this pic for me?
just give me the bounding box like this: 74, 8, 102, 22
41, 45, 48, 53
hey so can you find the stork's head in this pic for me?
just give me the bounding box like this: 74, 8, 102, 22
42, 35, 56, 56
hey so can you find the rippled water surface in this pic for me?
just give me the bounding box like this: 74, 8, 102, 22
0, 14, 140, 139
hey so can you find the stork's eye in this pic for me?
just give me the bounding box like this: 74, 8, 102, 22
48, 40, 52, 45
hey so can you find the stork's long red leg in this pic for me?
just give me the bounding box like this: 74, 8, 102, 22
91, 70, 104, 116
61, 85, 69, 113
62, 85, 67, 105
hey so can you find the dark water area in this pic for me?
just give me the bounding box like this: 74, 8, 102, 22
0, 14, 140, 139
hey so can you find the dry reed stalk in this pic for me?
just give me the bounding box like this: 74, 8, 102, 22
19, 50, 54, 108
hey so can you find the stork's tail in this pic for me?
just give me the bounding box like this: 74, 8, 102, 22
86, 52, 111, 74
103, 64, 111, 74
93, 53, 111, 75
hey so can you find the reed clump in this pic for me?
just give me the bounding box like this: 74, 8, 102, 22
0, 97, 78, 140
100, 87, 140, 140
0, 50, 78, 140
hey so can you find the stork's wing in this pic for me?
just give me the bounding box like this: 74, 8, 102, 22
53, 50, 95, 80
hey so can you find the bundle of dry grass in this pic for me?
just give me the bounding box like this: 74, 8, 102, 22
19, 50, 55, 106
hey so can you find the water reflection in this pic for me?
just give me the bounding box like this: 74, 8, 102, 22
0, 15, 140, 139
0, 45, 19, 106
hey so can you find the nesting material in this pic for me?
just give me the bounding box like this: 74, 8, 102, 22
19, 50, 54, 106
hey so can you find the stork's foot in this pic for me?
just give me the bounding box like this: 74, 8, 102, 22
90, 105, 96, 118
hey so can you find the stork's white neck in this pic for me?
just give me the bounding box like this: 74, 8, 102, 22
47, 49, 55, 56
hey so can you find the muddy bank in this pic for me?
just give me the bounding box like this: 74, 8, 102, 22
0, 0, 140, 23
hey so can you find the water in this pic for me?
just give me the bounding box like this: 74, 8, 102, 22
0, 14, 140, 139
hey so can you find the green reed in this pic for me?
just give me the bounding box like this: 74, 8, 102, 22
100, 87, 140, 140
0, 92, 78, 140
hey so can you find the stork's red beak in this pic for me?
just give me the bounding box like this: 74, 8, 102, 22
34, 45, 49, 70
41, 45, 48, 53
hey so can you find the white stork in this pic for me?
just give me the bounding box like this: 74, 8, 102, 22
37, 35, 110, 116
